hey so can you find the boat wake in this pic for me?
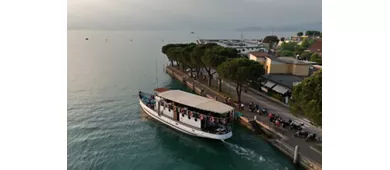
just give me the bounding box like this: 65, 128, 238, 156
221, 139, 288, 169
221, 139, 266, 163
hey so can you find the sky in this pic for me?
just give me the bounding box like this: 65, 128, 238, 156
68, 0, 322, 31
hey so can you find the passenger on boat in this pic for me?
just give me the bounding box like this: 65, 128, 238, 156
138, 91, 142, 99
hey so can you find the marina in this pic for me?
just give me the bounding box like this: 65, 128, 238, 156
196, 38, 269, 54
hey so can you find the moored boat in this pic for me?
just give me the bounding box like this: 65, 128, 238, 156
139, 88, 234, 140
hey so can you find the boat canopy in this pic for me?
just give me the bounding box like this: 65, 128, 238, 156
157, 90, 234, 114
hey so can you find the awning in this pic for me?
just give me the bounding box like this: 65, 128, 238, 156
263, 81, 276, 88
272, 85, 290, 94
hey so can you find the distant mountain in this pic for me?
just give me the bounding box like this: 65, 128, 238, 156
236, 22, 322, 32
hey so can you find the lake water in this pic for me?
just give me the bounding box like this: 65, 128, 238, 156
67, 30, 302, 170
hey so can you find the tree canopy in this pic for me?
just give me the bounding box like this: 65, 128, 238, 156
299, 51, 312, 60
305, 30, 321, 36
278, 42, 299, 57
310, 53, 322, 64
162, 43, 241, 90
278, 50, 294, 57
280, 42, 298, 51
297, 32, 303, 36
289, 69, 322, 126
263, 35, 279, 49
217, 58, 265, 102
300, 38, 315, 49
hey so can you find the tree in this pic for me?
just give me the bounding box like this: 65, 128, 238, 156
280, 42, 298, 51
279, 50, 294, 56
204, 46, 240, 91
310, 53, 322, 64
166, 47, 181, 68
263, 35, 279, 49
289, 70, 322, 126
162, 44, 178, 66
297, 32, 303, 36
202, 47, 227, 87
190, 43, 219, 78
280, 37, 285, 41
217, 58, 265, 103
305, 30, 321, 36
300, 38, 311, 49
300, 51, 312, 60
162, 43, 190, 67
178, 43, 197, 72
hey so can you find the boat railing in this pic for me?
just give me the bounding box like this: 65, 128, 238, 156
139, 91, 156, 106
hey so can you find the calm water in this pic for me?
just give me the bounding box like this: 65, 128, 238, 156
67, 30, 301, 170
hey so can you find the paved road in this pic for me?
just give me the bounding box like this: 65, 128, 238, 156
193, 71, 323, 136
221, 79, 322, 135
195, 68, 321, 134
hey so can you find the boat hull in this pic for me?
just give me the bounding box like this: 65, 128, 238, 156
139, 99, 232, 140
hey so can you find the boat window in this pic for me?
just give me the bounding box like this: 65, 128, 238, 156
195, 118, 198, 122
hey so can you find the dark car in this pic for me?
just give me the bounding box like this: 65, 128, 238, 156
294, 130, 309, 138
260, 108, 268, 114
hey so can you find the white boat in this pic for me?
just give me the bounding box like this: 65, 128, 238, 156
139, 88, 234, 140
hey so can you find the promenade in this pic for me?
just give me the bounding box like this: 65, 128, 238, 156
165, 65, 322, 169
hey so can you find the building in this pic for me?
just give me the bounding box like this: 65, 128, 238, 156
248, 52, 271, 65
249, 55, 317, 104
306, 40, 322, 54
309, 65, 322, 76
263, 56, 314, 76
261, 74, 304, 104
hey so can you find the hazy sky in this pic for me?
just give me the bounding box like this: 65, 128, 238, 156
68, 0, 322, 31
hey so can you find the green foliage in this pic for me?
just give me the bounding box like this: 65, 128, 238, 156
263, 35, 279, 49
280, 42, 298, 51
206, 46, 239, 59
163, 43, 242, 87
280, 37, 285, 41
289, 70, 322, 126
300, 38, 312, 49
202, 53, 227, 69
297, 32, 303, 36
278, 41, 299, 56
279, 50, 294, 56
300, 51, 312, 60
310, 53, 322, 64
305, 30, 321, 36
263, 35, 279, 43
217, 58, 265, 102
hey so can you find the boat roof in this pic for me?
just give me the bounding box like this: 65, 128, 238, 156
154, 88, 169, 94
157, 90, 234, 114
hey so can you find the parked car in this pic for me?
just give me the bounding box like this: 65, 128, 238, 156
294, 130, 309, 138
